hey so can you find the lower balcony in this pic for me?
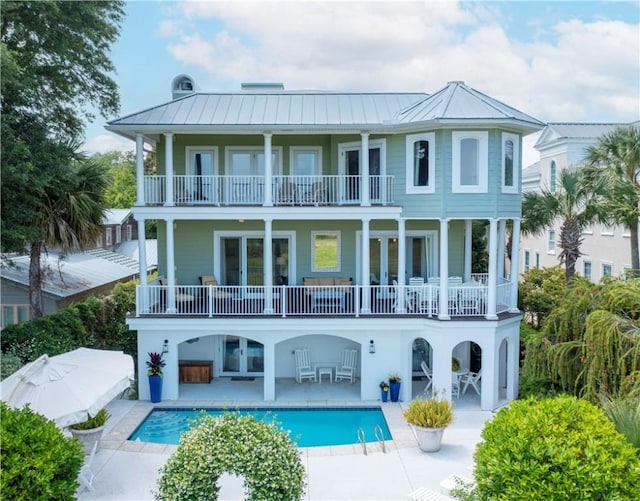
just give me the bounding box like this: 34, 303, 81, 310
134, 282, 515, 319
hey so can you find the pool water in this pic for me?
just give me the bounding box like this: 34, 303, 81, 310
129, 407, 392, 447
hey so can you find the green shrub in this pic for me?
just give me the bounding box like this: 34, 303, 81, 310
155, 412, 306, 501
0, 353, 23, 380
0, 402, 84, 500
601, 394, 640, 450
69, 408, 110, 430
472, 396, 640, 500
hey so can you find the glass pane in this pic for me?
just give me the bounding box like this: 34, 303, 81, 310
413, 140, 429, 186
460, 138, 479, 185
3, 307, 15, 327
411, 238, 425, 278
387, 238, 398, 285
370, 238, 381, 284
273, 238, 289, 285
294, 151, 317, 176
504, 140, 514, 186
247, 339, 264, 373
222, 238, 241, 285
312, 232, 340, 272
346, 150, 360, 200
246, 238, 263, 286
230, 152, 252, 176
223, 336, 240, 372
17, 306, 29, 323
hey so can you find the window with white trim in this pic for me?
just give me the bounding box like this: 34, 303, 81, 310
501, 132, 519, 193
601, 262, 613, 277
549, 161, 557, 193
290, 147, 321, 176
547, 229, 556, 254
115, 226, 122, 244
105, 228, 112, 247
126, 224, 132, 241
524, 250, 530, 272
535, 252, 540, 268
583, 261, 592, 280
185, 147, 219, 202
452, 131, 488, 193
406, 133, 435, 193
2, 305, 30, 329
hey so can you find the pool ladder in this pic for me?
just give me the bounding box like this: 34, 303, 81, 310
357, 425, 387, 455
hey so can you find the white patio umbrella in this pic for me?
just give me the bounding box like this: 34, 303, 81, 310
0, 348, 134, 428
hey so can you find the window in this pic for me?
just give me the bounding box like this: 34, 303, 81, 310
583, 261, 592, 280
2, 305, 30, 328
311, 231, 341, 272
290, 147, 321, 176
549, 161, 557, 193
602, 262, 613, 277
105, 228, 112, 246
115, 226, 122, 244
524, 250, 530, 272
452, 131, 488, 193
406, 133, 435, 193
535, 252, 540, 268
95, 235, 103, 248
501, 133, 519, 193
126, 224, 132, 241
547, 229, 556, 254
185, 147, 219, 202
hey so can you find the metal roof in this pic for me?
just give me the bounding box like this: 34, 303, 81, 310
394, 81, 544, 127
106, 81, 544, 135
534, 122, 625, 149
102, 209, 131, 226
1, 250, 140, 299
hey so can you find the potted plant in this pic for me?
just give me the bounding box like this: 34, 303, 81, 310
69, 408, 110, 454
379, 381, 390, 402
389, 373, 402, 402
147, 351, 166, 403
452, 357, 461, 372
403, 392, 454, 452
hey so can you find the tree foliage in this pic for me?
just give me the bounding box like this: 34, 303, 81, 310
518, 266, 566, 329
583, 124, 640, 277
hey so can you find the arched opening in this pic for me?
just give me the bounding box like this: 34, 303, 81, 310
411, 337, 433, 398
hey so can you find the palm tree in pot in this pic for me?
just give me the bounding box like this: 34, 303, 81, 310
147, 352, 166, 403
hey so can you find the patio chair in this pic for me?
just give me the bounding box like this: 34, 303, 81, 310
277, 181, 296, 205
294, 348, 316, 383
300, 181, 326, 205
460, 369, 482, 395
451, 372, 460, 398
420, 361, 433, 394
78, 440, 98, 492
335, 349, 358, 383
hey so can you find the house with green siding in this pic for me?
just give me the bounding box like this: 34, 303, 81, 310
106, 75, 544, 409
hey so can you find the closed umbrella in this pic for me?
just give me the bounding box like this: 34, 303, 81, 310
0, 348, 134, 428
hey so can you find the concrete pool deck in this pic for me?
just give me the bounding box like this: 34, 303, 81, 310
78, 381, 496, 500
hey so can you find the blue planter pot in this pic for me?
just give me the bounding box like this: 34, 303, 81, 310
389, 382, 401, 402
149, 374, 163, 403
381, 389, 389, 402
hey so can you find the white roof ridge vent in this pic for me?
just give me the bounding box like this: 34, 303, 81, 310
447, 80, 465, 85
241, 82, 285, 92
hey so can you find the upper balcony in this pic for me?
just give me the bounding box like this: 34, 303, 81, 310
143, 175, 394, 207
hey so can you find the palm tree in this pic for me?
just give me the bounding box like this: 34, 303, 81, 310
521, 167, 603, 280
582, 124, 640, 278
29, 151, 108, 317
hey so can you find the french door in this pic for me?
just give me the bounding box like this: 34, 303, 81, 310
339, 140, 385, 203
221, 336, 264, 375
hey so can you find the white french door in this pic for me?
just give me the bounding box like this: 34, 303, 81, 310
220, 336, 264, 376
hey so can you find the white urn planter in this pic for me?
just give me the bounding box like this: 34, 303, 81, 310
69, 425, 105, 454
410, 424, 446, 452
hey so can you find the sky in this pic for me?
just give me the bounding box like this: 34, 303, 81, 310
83, 0, 640, 167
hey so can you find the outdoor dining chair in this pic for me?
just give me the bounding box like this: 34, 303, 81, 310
420, 361, 433, 394
460, 369, 482, 395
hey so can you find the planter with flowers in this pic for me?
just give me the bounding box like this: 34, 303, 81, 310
389, 373, 402, 402
379, 381, 390, 402
147, 352, 166, 403
452, 357, 461, 372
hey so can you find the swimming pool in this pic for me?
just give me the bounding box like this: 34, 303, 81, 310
129, 407, 392, 447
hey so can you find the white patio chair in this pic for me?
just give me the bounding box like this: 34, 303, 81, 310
420, 361, 433, 394
335, 349, 358, 383
460, 369, 482, 395
451, 372, 460, 398
294, 348, 316, 383
78, 440, 98, 492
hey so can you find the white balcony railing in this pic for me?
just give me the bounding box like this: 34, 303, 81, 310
142, 175, 394, 206
135, 282, 514, 318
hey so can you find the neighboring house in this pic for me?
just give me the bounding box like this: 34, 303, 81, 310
90, 209, 139, 251
1, 250, 140, 328
106, 75, 544, 410
520, 123, 636, 281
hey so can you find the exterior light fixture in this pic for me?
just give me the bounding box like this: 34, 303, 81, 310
162, 339, 169, 355
369, 340, 376, 354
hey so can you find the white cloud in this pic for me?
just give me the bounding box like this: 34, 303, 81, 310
82, 133, 134, 156
156, 1, 638, 124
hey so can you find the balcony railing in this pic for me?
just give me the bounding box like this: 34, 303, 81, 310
135, 283, 514, 318
142, 175, 394, 206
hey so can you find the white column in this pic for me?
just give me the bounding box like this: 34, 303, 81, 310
264, 218, 274, 314
264, 133, 273, 207
438, 218, 450, 320
135, 134, 145, 206
506, 328, 519, 401
396, 218, 406, 312
464, 219, 472, 282
481, 341, 498, 410
263, 342, 276, 400
431, 343, 453, 402
361, 133, 370, 207
361, 218, 371, 313
165, 218, 176, 313
136, 217, 148, 314
486, 218, 498, 320
509, 218, 521, 312
497, 219, 506, 280
164, 133, 174, 207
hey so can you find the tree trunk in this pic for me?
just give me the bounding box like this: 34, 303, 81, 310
29, 241, 45, 318
630, 222, 640, 278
